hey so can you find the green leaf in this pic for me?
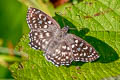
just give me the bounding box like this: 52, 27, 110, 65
10, 0, 120, 80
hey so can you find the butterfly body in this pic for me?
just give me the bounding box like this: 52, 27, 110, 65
27, 7, 99, 66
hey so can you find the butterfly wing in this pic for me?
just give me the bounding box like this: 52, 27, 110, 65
65, 34, 99, 62
27, 7, 61, 51
27, 7, 60, 29
45, 40, 73, 66
27, 7, 100, 66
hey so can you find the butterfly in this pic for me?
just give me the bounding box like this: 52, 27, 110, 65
26, 7, 100, 66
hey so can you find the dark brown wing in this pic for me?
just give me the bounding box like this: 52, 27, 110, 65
26, 7, 61, 51
66, 34, 99, 62
45, 40, 73, 66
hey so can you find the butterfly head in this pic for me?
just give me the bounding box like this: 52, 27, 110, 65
61, 26, 69, 34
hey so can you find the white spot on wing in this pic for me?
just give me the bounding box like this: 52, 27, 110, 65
39, 14, 42, 18
72, 44, 75, 48
30, 13, 33, 17
39, 34, 43, 38
89, 47, 92, 52
38, 20, 42, 24
34, 24, 37, 28
55, 49, 59, 52
42, 39, 46, 42
84, 53, 86, 56
80, 42, 83, 47
62, 52, 66, 56
38, 47, 41, 49
45, 41, 48, 44
52, 53, 56, 56
48, 21, 52, 24
67, 47, 70, 50
75, 40, 78, 43
46, 32, 50, 37
43, 17, 47, 21
58, 57, 61, 60
62, 46, 66, 49
83, 46, 88, 50
33, 20, 36, 23
66, 56, 69, 59
44, 25, 47, 28
32, 17, 36, 20
77, 48, 81, 51
45, 22, 47, 24
35, 11, 40, 14
35, 33, 38, 35
80, 53, 82, 56
55, 56, 58, 58
36, 40, 39, 43
38, 42, 41, 45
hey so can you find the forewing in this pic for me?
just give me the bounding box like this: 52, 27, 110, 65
29, 30, 53, 51
26, 7, 60, 29
26, 7, 60, 51
67, 34, 99, 62
45, 41, 73, 66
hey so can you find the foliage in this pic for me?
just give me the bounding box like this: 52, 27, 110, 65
0, 0, 27, 79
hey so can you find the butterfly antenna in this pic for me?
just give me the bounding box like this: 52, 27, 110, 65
62, 17, 66, 27
69, 27, 77, 30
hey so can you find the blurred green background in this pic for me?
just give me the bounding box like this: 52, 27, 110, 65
0, 0, 27, 47
0, 0, 27, 79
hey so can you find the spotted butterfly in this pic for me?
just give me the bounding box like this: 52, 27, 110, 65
26, 7, 99, 66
